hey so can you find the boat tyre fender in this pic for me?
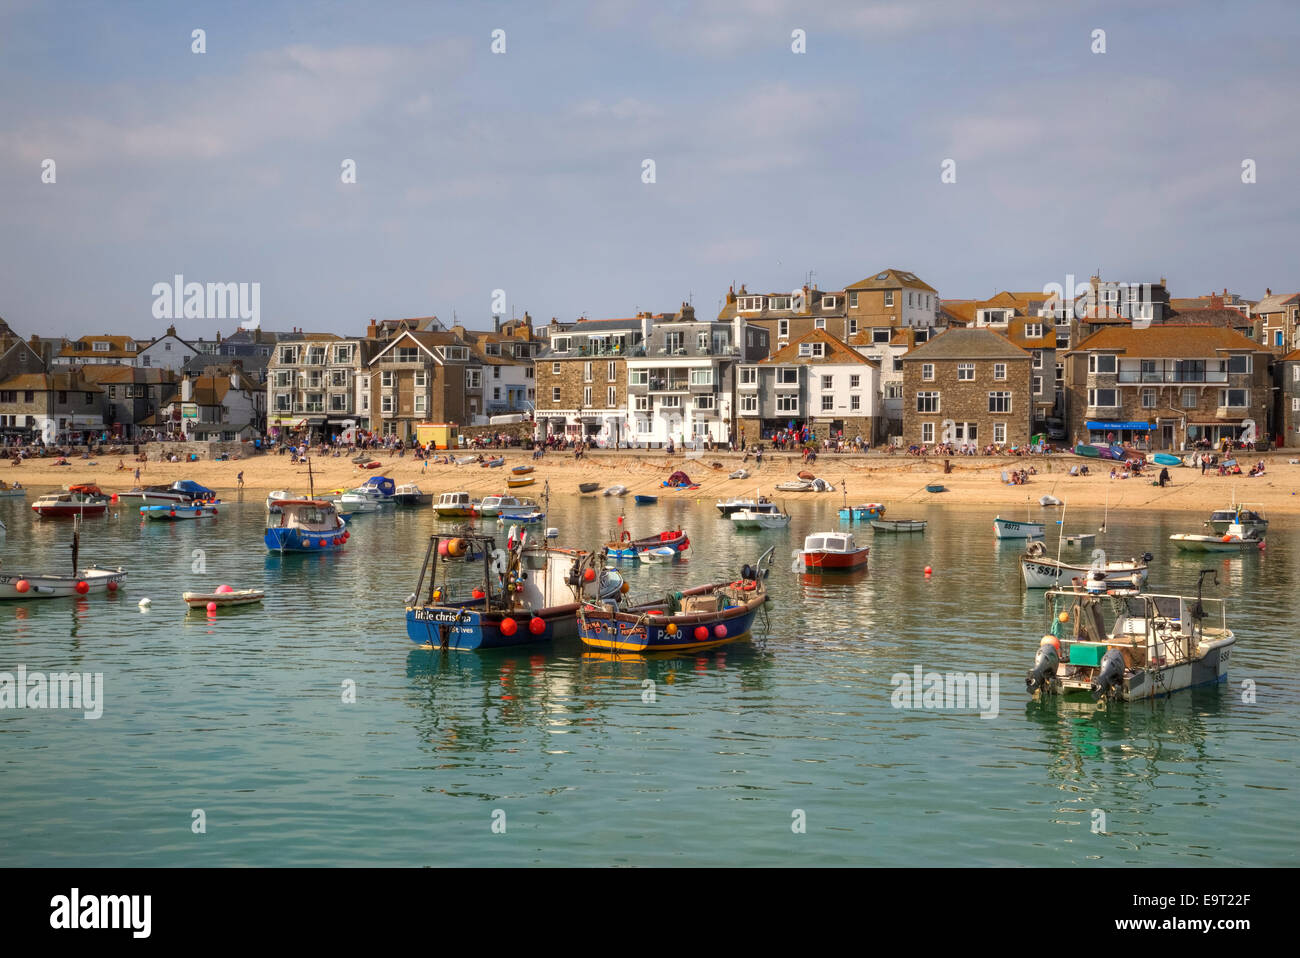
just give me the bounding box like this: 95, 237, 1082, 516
1026, 541, 1046, 558
730, 580, 757, 591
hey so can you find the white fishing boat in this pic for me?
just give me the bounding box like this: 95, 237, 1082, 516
331, 491, 385, 514
1025, 571, 1235, 701
140, 502, 220, 521
1062, 533, 1096, 547
728, 468, 750, 480
1170, 522, 1264, 553
640, 546, 679, 563
730, 502, 791, 529
1039, 495, 1062, 507
1205, 504, 1268, 537
0, 521, 126, 599
393, 483, 431, 506
716, 495, 761, 517
479, 494, 525, 517
1020, 541, 1150, 589
993, 516, 1045, 539
0, 480, 26, 499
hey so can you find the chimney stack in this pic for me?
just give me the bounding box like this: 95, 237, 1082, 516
367, 319, 377, 339
181, 371, 193, 403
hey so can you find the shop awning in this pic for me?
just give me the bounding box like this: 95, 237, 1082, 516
1085, 420, 1153, 430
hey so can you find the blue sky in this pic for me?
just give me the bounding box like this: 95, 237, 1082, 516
2, 0, 1298, 339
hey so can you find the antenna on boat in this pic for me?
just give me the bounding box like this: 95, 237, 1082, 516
71, 514, 80, 576
1193, 568, 1217, 622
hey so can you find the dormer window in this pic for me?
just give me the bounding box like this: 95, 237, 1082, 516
443, 346, 469, 362
93, 342, 111, 352
737, 296, 765, 311
822, 296, 837, 309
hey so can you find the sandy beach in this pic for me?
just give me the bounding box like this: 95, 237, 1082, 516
6, 449, 1300, 516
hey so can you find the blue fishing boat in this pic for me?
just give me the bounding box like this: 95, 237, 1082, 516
577, 549, 773, 653
634, 495, 657, 505
405, 528, 620, 651
264, 500, 349, 553
838, 502, 885, 522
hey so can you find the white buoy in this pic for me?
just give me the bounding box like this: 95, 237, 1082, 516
138, 597, 152, 610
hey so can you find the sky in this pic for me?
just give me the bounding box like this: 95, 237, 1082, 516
2, 0, 1298, 340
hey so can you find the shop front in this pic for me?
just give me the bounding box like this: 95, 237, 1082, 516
1084, 419, 1153, 447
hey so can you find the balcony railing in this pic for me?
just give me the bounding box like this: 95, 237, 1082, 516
649, 379, 689, 392
1117, 370, 1228, 384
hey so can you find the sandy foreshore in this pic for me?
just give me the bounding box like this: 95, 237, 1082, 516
5, 448, 1300, 516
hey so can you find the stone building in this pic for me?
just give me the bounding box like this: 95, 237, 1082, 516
535, 316, 647, 446
901, 328, 1033, 448
366, 328, 480, 441
1280, 349, 1300, 448
1061, 325, 1272, 450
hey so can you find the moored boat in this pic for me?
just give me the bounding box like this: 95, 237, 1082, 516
839, 502, 885, 521
1205, 505, 1267, 537
266, 489, 296, 513
716, 495, 760, 517
578, 482, 601, 494
577, 550, 772, 654
393, 483, 432, 506
993, 516, 1045, 539
140, 502, 220, 521
433, 491, 478, 517
405, 530, 616, 650
32, 484, 110, 518
0, 480, 26, 498
183, 587, 265, 609
1025, 570, 1235, 701
1170, 522, 1264, 553
634, 494, 657, 505
870, 518, 926, 533
506, 476, 536, 489
791, 531, 869, 573
1019, 541, 1150, 589
479, 494, 524, 517
603, 485, 627, 497
481, 457, 505, 468
511, 466, 534, 475
264, 500, 349, 553
604, 528, 690, 561
0, 521, 126, 599
729, 502, 790, 529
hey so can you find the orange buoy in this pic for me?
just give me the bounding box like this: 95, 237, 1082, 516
15, 579, 30, 593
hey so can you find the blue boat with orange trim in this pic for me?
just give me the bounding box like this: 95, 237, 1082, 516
577, 548, 773, 654
264, 499, 350, 552
406, 528, 620, 651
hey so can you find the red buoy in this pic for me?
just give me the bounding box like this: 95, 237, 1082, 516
583, 568, 596, 582
75, 580, 90, 595
15, 579, 30, 593
472, 588, 485, 599
529, 617, 545, 634
107, 580, 118, 592
694, 625, 708, 641
500, 618, 518, 636
713, 624, 727, 638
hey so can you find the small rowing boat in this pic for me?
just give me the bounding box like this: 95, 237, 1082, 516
507, 476, 536, 489
183, 587, 265, 609
634, 494, 657, 505
511, 466, 534, 476
870, 518, 926, 533
579, 482, 601, 494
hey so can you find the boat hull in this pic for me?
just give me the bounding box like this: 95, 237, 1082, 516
1170, 534, 1258, 553
183, 590, 265, 608
870, 519, 925, 533
731, 516, 790, 529
0, 567, 127, 600
264, 526, 347, 552
994, 517, 1045, 539
32, 502, 108, 518
839, 504, 886, 521
406, 603, 579, 650
800, 549, 869, 573
1020, 557, 1148, 589
506, 478, 535, 489
141, 504, 219, 521
1056, 635, 1234, 701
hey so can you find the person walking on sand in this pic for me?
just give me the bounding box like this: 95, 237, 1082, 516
237, 471, 245, 491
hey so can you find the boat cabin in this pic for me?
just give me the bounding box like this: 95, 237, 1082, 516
436, 492, 473, 510
273, 500, 341, 530
1045, 589, 1229, 669
803, 532, 858, 553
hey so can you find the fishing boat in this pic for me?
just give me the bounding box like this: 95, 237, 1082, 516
331, 490, 385, 514
140, 502, 220, 521
114, 479, 217, 507
1206, 504, 1268, 537
1025, 570, 1235, 701
356, 475, 396, 502
393, 483, 432, 506
603, 485, 627, 497
1020, 541, 1150, 589
577, 549, 773, 654
479, 494, 525, 517
1170, 522, 1264, 553
507, 476, 536, 489
0, 480, 26, 498
433, 491, 478, 517
838, 502, 886, 522
993, 515, 1045, 539
604, 528, 691, 561
405, 529, 616, 651
264, 500, 349, 553
791, 531, 869, 573
183, 587, 265, 609
498, 500, 545, 523
31, 484, 110, 518
578, 482, 601, 494
453, 455, 478, 465
634, 494, 657, 505
729, 502, 791, 530
870, 518, 926, 533
511, 466, 534, 476
0, 520, 127, 599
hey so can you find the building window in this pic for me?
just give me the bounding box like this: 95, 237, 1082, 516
93, 341, 110, 352
850, 394, 860, 411
1088, 388, 1118, 407
583, 386, 592, 406
993, 422, 1006, 444
582, 362, 592, 382
740, 367, 757, 385
778, 319, 789, 339
872, 327, 890, 344
740, 394, 758, 413
1226, 354, 1251, 374
957, 363, 974, 381
630, 369, 648, 386
993, 363, 1006, 381
821, 395, 833, 412
1142, 388, 1157, 408
883, 291, 894, 307
1088, 354, 1117, 374
921, 422, 934, 443
1219, 389, 1248, 408
848, 319, 858, 335
777, 368, 799, 385
1032, 376, 1042, 394
278, 346, 299, 365
797, 342, 825, 358
776, 395, 798, 413
660, 395, 682, 408
988, 392, 1012, 413
606, 385, 616, 407
849, 374, 860, 388
689, 369, 714, 386
552, 362, 561, 375
1032, 350, 1043, 369
380, 371, 393, 388
552, 387, 561, 402
443, 346, 469, 362
465, 369, 481, 389
333, 345, 353, 364
849, 292, 859, 308
916, 391, 940, 413
414, 395, 426, 414
922, 364, 934, 381
1181, 387, 1198, 408
820, 375, 833, 390
634, 396, 650, 411
1055, 362, 1064, 383
822, 296, 837, 309
694, 395, 715, 410
381, 395, 393, 414
1025, 324, 1044, 339
607, 362, 616, 382
814, 318, 826, 330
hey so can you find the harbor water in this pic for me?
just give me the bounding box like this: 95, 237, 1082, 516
0, 493, 1294, 866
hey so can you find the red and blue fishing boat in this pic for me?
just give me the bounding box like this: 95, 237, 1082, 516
604, 526, 690, 562
264, 499, 349, 552
577, 549, 772, 653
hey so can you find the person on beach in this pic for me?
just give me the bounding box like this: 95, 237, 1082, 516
237, 471, 245, 490
134, 467, 140, 481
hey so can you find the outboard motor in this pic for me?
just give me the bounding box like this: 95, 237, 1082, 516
596, 568, 624, 599
1026, 636, 1060, 693
1090, 648, 1126, 701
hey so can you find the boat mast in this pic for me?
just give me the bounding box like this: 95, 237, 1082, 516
70, 514, 80, 576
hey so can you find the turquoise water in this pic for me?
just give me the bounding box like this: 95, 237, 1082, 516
0, 492, 1294, 866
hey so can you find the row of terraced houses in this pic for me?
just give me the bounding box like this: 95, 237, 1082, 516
4, 269, 1300, 448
